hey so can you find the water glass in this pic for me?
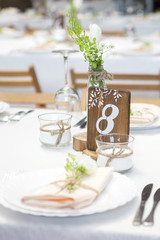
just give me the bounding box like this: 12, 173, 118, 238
96, 134, 134, 173
38, 113, 72, 147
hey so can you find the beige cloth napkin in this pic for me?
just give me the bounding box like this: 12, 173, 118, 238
21, 167, 113, 210
130, 107, 158, 125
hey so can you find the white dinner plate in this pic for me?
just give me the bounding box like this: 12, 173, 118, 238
130, 103, 160, 130
0, 101, 10, 113
0, 168, 136, 217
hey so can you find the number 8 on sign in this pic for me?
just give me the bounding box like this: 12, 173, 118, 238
96, 104, 119, 134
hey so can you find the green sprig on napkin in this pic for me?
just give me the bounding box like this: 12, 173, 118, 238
65, 153, 89, 191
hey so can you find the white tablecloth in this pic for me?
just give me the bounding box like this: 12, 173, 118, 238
0, 108, 160, 240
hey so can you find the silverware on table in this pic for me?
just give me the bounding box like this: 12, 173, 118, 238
0, 110, 34, 122
133, 183, 153, 226
143, 188, 160, 226
80, 120, 87, 129
10, 110, 34, 121
0, 111, 23, 122
73, 116, 87, 127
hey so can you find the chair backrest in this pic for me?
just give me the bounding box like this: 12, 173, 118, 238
0, 92, 54, 108
132, 97, 160, 106
70, 68, 88, 111
0, 92, 72, 110
70, 67, 160, 110
112, 73, 160, 91
102, 30, 126, 37
0, 65, 41, 93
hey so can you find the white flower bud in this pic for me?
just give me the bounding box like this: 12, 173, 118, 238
89, 24, 102, 44
76, 154, 97, 175
73, 0, 83, 9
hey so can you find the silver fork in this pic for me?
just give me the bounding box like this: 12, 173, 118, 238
10, 110, 34, 121
0, 111, 24, 123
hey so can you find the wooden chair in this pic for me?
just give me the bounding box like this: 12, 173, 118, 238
111, 73, 160, 92
0, 65, 41, 93
70, 68, 160, 110
70, 68, 88, 111
0, 92, 71, 109
131, 98, 160, 106
102, 30, 126, 37
0, 92, 54, 108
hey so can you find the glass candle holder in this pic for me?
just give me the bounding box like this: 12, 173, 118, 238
38, 113, 72, 147
95, 134, 134, 173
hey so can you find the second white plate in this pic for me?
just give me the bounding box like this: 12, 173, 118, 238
130, 103, 160, 130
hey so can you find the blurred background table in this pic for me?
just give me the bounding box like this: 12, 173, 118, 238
0, 0, 160, 101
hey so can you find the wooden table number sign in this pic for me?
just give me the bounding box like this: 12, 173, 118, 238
87, 87, 131, 151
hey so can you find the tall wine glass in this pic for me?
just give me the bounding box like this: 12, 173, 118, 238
52, 49, 81, 112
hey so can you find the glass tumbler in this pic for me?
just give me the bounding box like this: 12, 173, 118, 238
96, 134, 134, 173
38, 113, 72, 147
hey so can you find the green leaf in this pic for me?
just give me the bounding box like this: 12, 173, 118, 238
130, 110, 133, 116
77, 166, 88, 175
64, 153, 89, 192
144, 41, 151, 47
92, 62, 97, 69
68, 153, 76, 161
80, 45, 84, 52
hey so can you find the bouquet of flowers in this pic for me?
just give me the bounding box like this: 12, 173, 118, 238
66, 9, 113, 87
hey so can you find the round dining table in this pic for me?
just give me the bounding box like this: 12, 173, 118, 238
0, 106, 160, 240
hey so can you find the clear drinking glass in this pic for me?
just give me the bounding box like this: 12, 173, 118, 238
96, 134, 134, 173
38, 113, 72, 147
52, 49, 81, 112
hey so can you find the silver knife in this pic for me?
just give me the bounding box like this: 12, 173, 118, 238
73, 116, 87, 127
133, 183, 153, 226
143, 188, 160, 226
80, 120, 87, 129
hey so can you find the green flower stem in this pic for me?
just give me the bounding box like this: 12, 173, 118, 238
66, 10, 105, 72
89, 75, 105, 87
64, 153, 88, 192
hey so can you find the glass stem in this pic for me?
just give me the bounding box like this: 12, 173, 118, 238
64, 55, 68, 85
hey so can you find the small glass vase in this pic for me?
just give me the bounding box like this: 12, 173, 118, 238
88, 66, 106, 89
86, 66, 107, 110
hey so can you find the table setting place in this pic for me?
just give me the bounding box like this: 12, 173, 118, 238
1, 96, 160, 240
0, 101, 159, 217
0, 8, 160, 240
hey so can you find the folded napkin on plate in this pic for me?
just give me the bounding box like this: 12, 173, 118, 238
130, 107, 158, 125
21, 167, 113, 210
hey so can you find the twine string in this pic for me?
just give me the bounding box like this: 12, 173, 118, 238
97, 145, 133, 167
51, 178, 99, 196
40, 121, 71, 146
88, 69, 113, 82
